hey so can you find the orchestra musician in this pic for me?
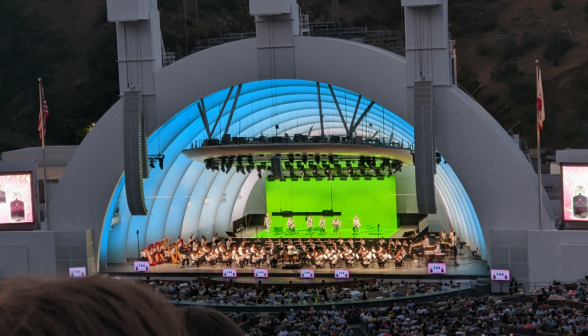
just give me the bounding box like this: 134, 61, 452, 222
226, 236, 234, 250
423, 235, 430, 247
212, 233, 221, 246
287, 240, 296, 264
347, 237, 354, 248
360, 238, 366, 246
441, 230, 447, 241
201, 235, 208, 247
379, 238, 386, 246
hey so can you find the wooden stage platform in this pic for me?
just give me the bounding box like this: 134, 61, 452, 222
102, 255, 488, 280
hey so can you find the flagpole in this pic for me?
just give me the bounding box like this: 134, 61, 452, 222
535, 60, 543, 230
39, 78, 50, 231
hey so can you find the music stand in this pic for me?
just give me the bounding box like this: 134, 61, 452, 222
225, 231, 237, 238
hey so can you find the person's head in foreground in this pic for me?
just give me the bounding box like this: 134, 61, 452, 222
0, 277, 243, 336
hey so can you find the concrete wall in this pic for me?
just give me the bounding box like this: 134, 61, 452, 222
0, 231, 56, 278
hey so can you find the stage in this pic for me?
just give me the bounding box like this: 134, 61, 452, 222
103, 254, 488, 280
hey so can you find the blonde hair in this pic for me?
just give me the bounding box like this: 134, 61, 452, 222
0, 277, 188, 336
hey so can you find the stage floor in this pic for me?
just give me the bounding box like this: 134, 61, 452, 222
240, 224, 417, 239
103, 255, 489, 279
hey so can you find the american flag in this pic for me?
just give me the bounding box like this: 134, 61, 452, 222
38, 86, 49, 140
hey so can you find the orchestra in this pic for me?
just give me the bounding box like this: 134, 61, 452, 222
140, 229, 463, 271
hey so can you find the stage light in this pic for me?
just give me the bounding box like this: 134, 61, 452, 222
328, 155, 334, 164
221, 166, 226, 173
314, 155, 320, 164
205, 159, 213, 170
436, 152, 442, 164
302, 154, 308, 164
246, 166, 252, 173
247, 155, 254, 165
285, 162, 292, 170
288, 154, 294, 164
159, 157, 164, 169
257, 172, 262, 179
149, 159, 155, 169
221, 157, 227, 166
237, 156, 243, 165
359, 156, 366, 168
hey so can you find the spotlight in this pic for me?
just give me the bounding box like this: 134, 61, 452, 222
359, 156, 366, 168
221, 166, 226, 173
314, 155, 321, 164
302, 154, 308, 164
256, 165, 262, 173
149, 159, 155, 169
237, 156, 243, 165
246, 166, 252, 174
436, 152, 442, 165
346, 161, 352, 168
328, 155, 334, 164
221, 157, 227, 166
288, 154, 294, 164
257, 172, 262, 179
285, 162, 292, 170
247, 155, 254, 166
205, 158, 213, 170
159, 157, 164, 169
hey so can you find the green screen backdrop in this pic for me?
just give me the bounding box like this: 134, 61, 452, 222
258, 177, 398, 238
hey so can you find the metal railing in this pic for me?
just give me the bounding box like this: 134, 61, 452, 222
190, 27, 404, 56
193, 134, 413, 151
162, 52, 176, 67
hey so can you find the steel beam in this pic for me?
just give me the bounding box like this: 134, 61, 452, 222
350, 94, 362, 128
328, 84, 348, 135
348, 101, 375, 136
223, 84, 243, 137
210, 86, 234, 138
316, 82, 325, 137
197, 99, 212, 139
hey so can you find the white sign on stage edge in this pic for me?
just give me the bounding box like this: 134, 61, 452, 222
300, 269, 315, 278
428, 263, 446, 274
334, 269, 350, 278
223, 268, 238, 278
254, 269, 269, 278
69, 267, 87, 278
491, 269, 510, 281
134, 261, 150, 272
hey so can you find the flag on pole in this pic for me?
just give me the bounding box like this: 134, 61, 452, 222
37, 85, 49, 140
537, 68, 545, 131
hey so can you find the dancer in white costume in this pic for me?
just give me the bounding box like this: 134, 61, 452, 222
286, 217, 296, 231
353, 216, 361, 232
306, 215, 314, 232
332, 217, 341, 233
319, 216, 326, 233
264, 214, 272, 233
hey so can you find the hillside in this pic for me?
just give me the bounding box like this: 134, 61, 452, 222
0, 0, 586, 153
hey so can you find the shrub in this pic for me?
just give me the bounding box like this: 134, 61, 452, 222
491, 62, 522, 82
477, 42, 492, 56
543, 31, 573, 66
501, 36, 523, 61
520, 33, 541, 51
457, 66, 481, 95
449, 0, 498, 37
551, 0, 563, 11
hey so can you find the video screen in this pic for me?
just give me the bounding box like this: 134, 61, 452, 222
562, 165, 588, 221
254, 269, 269, 278
428, 263, 446, 274
223, 269, 237, 278
0, 173, 34, 225
300, 269, 314, 278
491, 269, 510, 281
334, 269, 349, 278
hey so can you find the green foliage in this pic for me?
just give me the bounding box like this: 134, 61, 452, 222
491, 62, 522, 82
449, 0, 498, 37
457, 66, 481, 95
543, 31, 573, 66
477, 42, 492, 56
520, 33, 541, 51
353, 14, 379, 28
500, 36, 524, 61
551, 0, 564, 11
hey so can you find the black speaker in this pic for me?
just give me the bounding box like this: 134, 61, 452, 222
283, 263, 302, 269
402, 231, 415, 237
270, 156, 283, 179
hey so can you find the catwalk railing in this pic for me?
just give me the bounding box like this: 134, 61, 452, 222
192, 135, 413, 151
190, 28, 404, 56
